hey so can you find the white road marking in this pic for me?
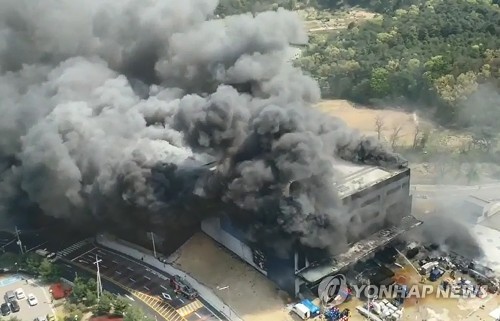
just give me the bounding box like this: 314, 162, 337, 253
127, 267, 134, 271
178, 298, 184, 304
115, 271, 122, 275
71, 247, 97, 261
160, 285, 169, 291
144, 276, 151, 281
144, 286, 149, 291
125, 294, 135, 301
195, 312, 201, 318
129, 278, 136, 282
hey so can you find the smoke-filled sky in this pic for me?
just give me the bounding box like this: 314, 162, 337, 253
0, 0, 408, 254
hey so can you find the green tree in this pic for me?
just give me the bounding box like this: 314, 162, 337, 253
94, 291, 114, 316
123, 305, 154, 321
38, 259, 60, 282
64, 310, 83, 321
63, 303, 83, 321
299, 0, 500, 125
0, 253, 20, 270
22, 252, 42, 274
113, 297, 130, 317
70, 277, 97, 305
370, 67, 391, 97
84, 289, 98, 307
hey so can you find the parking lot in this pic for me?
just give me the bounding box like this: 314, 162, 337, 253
0, 274, 54, 321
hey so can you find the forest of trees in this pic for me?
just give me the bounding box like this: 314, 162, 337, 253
216, 0, 432, 15
296, 0, 500, 124
216, 0, 499, 127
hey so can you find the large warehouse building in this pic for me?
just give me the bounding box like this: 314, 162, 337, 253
201, 161, 422, 297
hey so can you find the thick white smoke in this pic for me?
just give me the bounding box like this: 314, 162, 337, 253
0, 0, 405, 253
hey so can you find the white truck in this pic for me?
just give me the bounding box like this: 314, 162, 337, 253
291, 303, 311, 320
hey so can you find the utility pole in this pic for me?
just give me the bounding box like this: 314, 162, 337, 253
15, 226, 24, 255
93, 255, 103, 301
150, 232, 157, 258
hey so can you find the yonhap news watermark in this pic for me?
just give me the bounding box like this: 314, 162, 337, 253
318, 274, 488, 305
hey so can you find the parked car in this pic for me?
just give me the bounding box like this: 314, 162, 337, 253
1, 303, 11, 316
27, 294, 38, 306
4, 291, 15, 303
15, 288, 25, 300
9, 300, 20, 313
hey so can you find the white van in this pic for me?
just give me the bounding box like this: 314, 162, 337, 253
291, 303, 310, 320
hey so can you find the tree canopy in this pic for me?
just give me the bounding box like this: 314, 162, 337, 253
296, 0, 500, 124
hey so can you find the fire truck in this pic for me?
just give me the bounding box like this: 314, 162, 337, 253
169, 275, 198, 300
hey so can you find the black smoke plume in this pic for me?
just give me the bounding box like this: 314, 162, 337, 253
0, 0, 406, 254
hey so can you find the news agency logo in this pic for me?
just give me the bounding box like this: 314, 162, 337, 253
318, 274, 349, 306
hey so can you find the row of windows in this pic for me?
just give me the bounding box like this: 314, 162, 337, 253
361, 195, 381, 207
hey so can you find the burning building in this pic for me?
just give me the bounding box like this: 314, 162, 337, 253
202, 161, 422, 297
0, 0, 423, 292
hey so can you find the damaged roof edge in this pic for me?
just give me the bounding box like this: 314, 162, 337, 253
297, 215, 423, 284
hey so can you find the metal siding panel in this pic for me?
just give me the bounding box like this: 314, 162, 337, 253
220, 216, 247, 241
266, 252, 296, 295
202, 218, 268, 275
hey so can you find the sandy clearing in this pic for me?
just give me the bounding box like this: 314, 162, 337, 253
315, 99, 472, 151
301, 9, 377, 32
315, 100, 425, 146
170, 232, 295, 321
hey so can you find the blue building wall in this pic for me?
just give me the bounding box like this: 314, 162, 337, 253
220, 216, 247, 240
219, 215, 297, 295
265, 250, 296, 295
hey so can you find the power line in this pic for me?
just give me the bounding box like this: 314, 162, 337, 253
15, 226, 24, 255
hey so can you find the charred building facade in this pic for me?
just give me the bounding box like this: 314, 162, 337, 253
202, 162, 422, 297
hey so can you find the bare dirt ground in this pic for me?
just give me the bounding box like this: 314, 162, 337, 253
316, 100, 425, 146
299, 8, 377, 32
171, 232, 295, 321
314, 99, 498, 184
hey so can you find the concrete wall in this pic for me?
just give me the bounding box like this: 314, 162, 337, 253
95, 234, 243, 321
345, 169, 411, 237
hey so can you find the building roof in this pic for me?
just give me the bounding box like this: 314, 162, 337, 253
297, 215, 422, 284
332, 161, 407, 199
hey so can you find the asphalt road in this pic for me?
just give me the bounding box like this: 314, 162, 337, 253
56, 261, 167, 321
2, 229, 225, 321
60, 242, 224, 321
0, 227, 90, 256
411, 183, 500, 196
